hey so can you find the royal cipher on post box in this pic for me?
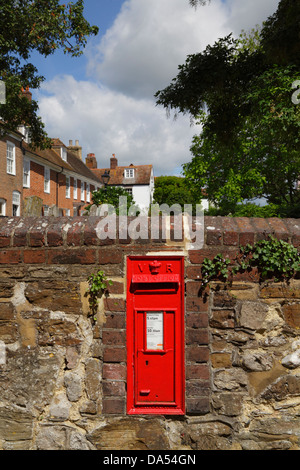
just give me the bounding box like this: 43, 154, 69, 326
126, 256, 185, 415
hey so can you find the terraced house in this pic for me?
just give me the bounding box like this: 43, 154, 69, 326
0, 127, 102, 217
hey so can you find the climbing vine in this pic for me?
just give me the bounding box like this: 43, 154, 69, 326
86, 270, 112, 317
201, 236, 300, 287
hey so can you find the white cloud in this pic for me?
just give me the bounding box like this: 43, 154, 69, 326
37, 0, 280, 176
37, 75, 196, 175
87, 0, 230, 99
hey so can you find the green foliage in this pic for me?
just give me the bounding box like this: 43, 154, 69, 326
0, 0, 98, 148
87, 186, 138, 215
153, 176, 202, 209
86, 270, 112, 316
156, 0, 300, 214
237, 237, 300, 282
201, 237, 300, 287
201, 254, 231, 287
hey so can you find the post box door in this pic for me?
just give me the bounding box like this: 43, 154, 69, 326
127, 256, 185, 415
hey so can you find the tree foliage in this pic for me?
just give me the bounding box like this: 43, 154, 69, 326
0, 0, 98, 148
157, 0, 300, 216
153, 175, 203, 208
88, 186, 137, 215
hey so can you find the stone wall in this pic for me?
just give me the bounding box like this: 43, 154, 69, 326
0, 216, 299, 450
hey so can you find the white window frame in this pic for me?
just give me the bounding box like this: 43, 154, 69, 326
12, 191, 21, 216
81, 181, 85, 201
0, 198, 6, 216
61, 147, 67, 162
23, 158, 30, 188
6, 141, 16, 175
73, 178, 77, 199
44, 166, 50, 193
66, 176, 70, 198
125, 168, 134, 178
86, 183, 90, 203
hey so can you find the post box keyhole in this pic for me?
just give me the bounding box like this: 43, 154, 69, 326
146, 360, 149, 365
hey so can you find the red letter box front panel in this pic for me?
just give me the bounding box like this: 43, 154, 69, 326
127, 256, 185, 415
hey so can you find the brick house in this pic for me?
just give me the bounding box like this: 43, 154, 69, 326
22, 138, 102, 216
0, 124, 102, 216
86, 154, 155, 213
0, 126, 25, 216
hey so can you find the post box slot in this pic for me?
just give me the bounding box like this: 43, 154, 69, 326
131, 282, 178, 294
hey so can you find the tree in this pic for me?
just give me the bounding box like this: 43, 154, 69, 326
156, 0, 300, 216
153, 176, 200, 209
88, 186, 138, 215
0, 0, 98, 148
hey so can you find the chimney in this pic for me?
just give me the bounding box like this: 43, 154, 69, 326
67, 139, 82, 160
86, 153, 97, 169
21, 86, 32, 102
110, 154, 118, 170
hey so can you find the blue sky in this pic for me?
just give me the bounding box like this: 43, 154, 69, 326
34, 0, 280, 176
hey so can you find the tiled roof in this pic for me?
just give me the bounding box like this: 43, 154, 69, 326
66, 151, 102, 184
23, 141, 102, 184
92, 164, 153, 186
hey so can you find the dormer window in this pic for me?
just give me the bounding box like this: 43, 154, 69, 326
61, 147, 67, 162
125, 168, 134, 178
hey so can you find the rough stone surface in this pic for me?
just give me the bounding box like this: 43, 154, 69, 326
0, 216, 299, 450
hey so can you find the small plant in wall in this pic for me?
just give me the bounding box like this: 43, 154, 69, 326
201, 236, 300, 287
86, 270, 112, 318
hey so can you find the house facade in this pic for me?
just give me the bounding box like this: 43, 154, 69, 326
0, 125, 102, 217
87, 154, 155, 213
0, 128, 25, 216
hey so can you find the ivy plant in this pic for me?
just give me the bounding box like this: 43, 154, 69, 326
86, 270, 112, 317
201, 236, 300, 286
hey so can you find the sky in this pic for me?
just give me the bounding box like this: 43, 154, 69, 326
34, 0, 281, 177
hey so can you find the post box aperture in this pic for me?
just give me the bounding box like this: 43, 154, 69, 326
127, 256, 185, 415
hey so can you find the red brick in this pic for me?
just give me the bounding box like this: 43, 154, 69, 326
66, 218, 83, 246
102, 330, 126, 346
186, 297, 208, 312
186, 266, 202, 280
186, 345, 209, 363
24, 249, 46, 264
107, 281, 124, 295
104, 298, 126, 312
102, 363, 126, 380
186, 312, 209, 329
0, 250, 21, 264
102, 381, 126, 397
186, 364, 209, 380
46, 218, 69, 247
186, 329, 209, 345
47, 248, 96, 264
223, 231, 239, 246
104, 313, 126, 329
103, 347, 126, 363
186, 397, 210, 415
206, 230, 222, 245
102, 398, 125, 415
99, 248, 122, 264
83, 219, 100, 246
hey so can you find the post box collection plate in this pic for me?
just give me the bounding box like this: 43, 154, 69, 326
127, 256, 185, 415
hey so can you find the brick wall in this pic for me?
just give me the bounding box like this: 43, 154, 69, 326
0, 216, 299, 450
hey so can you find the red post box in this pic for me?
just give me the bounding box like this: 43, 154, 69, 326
127, 256, 185, 415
